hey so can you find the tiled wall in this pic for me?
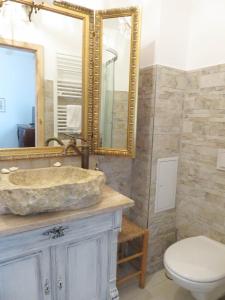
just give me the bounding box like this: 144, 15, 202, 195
130, 65, 186, 272
97, 156, 132, 197
130, 66, 157, 228
148, 66, 185, 272
112, 91, 128, 149
132, 63, 225, 272
176, 64, 225, 243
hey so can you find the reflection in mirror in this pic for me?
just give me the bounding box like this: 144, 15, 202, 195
0, 46, 36, 148
100, 17, 131, 149
0, 2, 83, 149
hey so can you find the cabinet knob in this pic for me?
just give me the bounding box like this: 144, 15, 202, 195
43, 226, 68, 239
57, 279, 63, 290
44, 279, 50, 295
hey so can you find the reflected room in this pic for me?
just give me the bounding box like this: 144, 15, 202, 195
0, 1, 83, 148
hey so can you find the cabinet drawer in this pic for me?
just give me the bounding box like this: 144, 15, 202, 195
0, 212, 119, 258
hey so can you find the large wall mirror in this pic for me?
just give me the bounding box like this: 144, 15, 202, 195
0, 0, 93, 158
0, 2, 141, 160
93, 8, 140, 157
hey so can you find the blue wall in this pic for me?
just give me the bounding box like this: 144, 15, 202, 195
0, 47, 35, 148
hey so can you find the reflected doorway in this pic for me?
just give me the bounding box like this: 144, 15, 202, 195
0, 45, 36, 148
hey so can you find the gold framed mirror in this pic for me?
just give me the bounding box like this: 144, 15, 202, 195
0, 0, 93, 160
93, 7, 141, 158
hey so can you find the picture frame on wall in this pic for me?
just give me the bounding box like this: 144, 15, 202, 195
0, 98, 6, 112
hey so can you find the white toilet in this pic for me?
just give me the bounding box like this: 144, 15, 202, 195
164, 236, 225, 300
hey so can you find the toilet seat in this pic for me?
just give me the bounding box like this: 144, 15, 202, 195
164, 236, 225, 283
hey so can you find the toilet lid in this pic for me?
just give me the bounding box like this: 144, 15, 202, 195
164, 236, 225, 283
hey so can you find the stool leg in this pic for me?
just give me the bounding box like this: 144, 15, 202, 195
139, 230, 149, 288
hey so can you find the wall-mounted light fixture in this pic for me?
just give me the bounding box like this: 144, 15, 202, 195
0, 0, 56, 22
27, 0, 55, 21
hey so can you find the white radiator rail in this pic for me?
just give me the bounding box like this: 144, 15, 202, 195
56, 53, 82, 100
56, 53, 82, 134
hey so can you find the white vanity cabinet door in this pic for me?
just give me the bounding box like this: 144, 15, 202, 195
0, 248, 52, 300
55, 232, 109, 300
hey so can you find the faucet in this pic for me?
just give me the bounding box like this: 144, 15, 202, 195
45, 137, 64, 146
64, 135, 89, 169
45, 135, 89, 169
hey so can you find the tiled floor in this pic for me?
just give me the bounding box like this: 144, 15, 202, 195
119, 269, 195, 300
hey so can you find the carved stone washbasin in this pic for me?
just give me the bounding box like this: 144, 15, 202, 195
0, 166, 105, 216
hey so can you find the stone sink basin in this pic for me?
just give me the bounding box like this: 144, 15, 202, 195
0, 166, 105, 216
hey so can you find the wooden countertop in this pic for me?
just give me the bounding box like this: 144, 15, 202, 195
0, 186, 134, 237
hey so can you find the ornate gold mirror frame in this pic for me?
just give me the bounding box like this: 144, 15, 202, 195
0, 0, 94, 160
93, 7, 141, 158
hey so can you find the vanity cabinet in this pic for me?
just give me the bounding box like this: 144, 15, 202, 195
0, 211, 121, 300
0, 248, 51, 300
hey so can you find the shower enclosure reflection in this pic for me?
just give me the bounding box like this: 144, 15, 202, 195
100, 48, 118, 148
100, 16, 131, 149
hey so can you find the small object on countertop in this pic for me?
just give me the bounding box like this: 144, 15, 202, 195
1, 168, 10, 174
9, 167, 18, 172
53, 162, 62, 167
95, 163, 100, 171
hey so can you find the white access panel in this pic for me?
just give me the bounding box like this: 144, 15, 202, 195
155, 157, 178, 213
217, 149, 225, 171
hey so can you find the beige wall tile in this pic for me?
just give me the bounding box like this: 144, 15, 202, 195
177, 63, 225, 244
130, 65, 185, 272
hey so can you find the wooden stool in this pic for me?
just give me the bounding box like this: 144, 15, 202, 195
117, 216, 149, 288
